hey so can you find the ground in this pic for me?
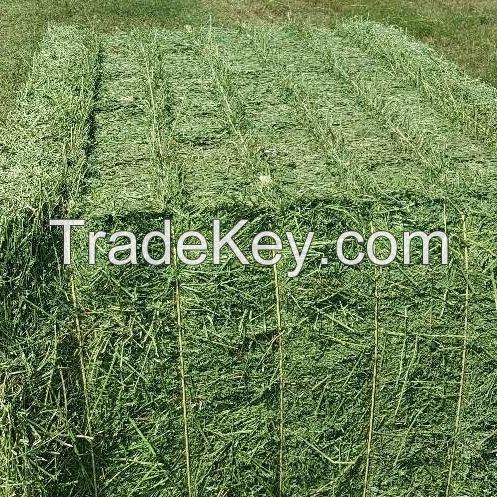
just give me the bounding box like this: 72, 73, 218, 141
1, 0, 496, 120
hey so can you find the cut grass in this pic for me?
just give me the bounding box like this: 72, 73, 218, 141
0, 24, 99, 296
335, 19, 497, 146
3, 21, 497, 496
0, 26, 99, 497
208, 0, 497, 86
1, 0, 497, 123
0, 0, 206, 121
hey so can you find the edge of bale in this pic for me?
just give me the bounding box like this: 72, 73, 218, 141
0, 25, 100, 289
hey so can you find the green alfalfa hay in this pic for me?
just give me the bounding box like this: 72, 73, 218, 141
0, 25, 99, 291
335, 19, 497, 146
0, 25, 99, 496
2, 22, 497, 497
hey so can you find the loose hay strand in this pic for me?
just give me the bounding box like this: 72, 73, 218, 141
362, 226, 380, 497
70, 273, 98, 497
272, 257, 285, 497
175, 275, 193, 497
445, 215, 470, 497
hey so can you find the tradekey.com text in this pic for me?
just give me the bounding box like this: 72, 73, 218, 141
49, 219, 449, 278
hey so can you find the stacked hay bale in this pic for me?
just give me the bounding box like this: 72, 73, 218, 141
2, 21, 497, 497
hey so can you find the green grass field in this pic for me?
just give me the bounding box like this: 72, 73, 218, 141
1, 2, 497, 497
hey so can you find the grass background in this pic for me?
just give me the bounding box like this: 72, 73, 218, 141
1, 0, 497, 121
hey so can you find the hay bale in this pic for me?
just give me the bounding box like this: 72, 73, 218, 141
0, 25, 99, 496
2, 21, 497, 497
336, 19, 497, 146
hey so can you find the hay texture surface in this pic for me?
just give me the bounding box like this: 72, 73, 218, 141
1, 21, 497, 497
